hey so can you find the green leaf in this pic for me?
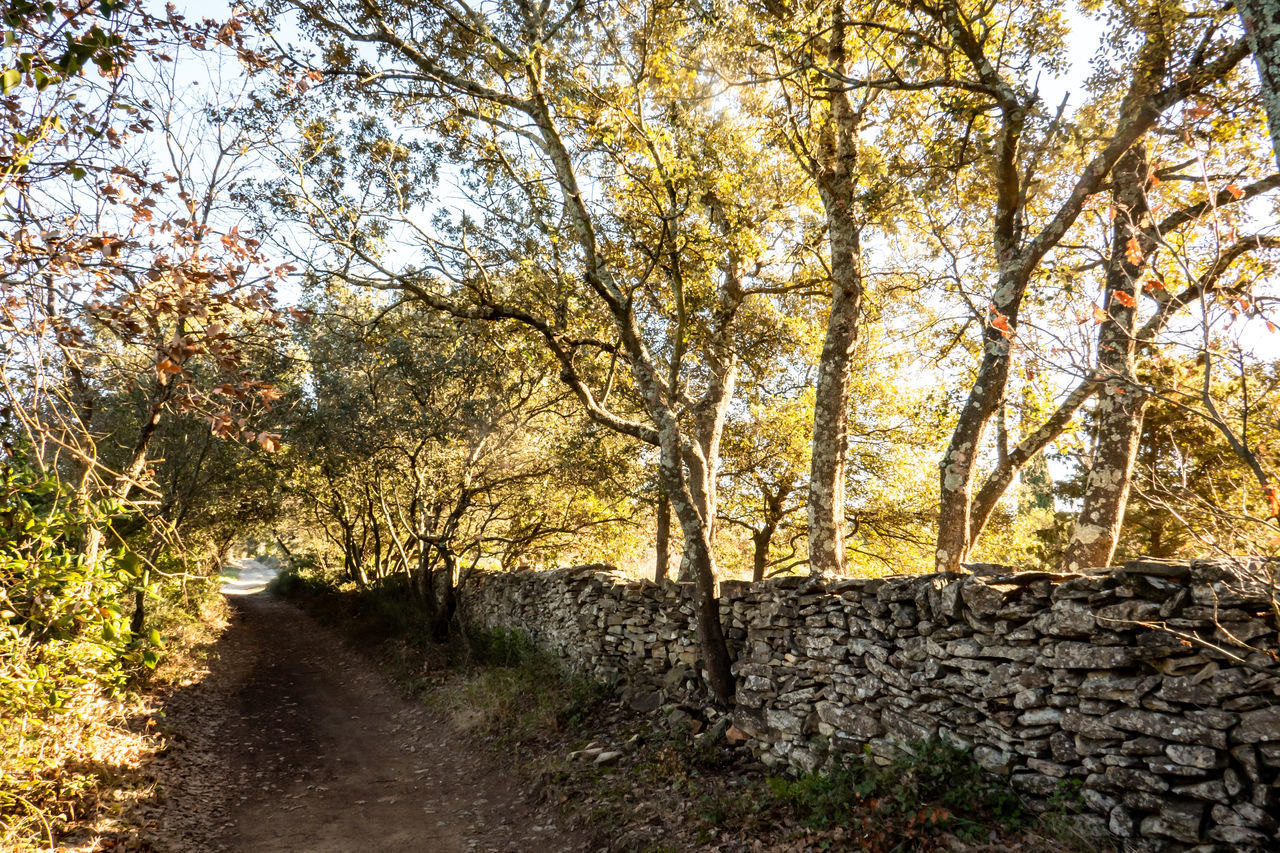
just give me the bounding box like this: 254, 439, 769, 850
70, 165, 86, 180
1, 68, 19, 94
147, 627, 164, 648
142, 650, 159, 669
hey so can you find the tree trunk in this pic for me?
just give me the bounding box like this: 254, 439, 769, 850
658, 435, 735, 704
936, 314, 1018, 572
129, 585, 146, 636
751, 525, 774, 583
655, 487, 671, 582
1064, 144, 1153, 570
807, 3, 864, 579
1238, 0, 1280, 170
431, 550, 457, 640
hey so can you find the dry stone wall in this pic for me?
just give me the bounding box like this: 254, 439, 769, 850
460, 558, 1280, 851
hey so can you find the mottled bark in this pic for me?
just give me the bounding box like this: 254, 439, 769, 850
655, 487, 671, 582
936, 319, 1016, 572
808, 3, 864, 578
1238, 0, 1280, 170
658, 434, 735, 704
1064, 145, 1153, 570
933, 6, 1181, 572
751, 526, 773, 583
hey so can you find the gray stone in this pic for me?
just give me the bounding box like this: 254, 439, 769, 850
1124, 558, 1192, 579
1108, 805, 1135, 838
1062, 711, 1123, 740
1207, 825, 1270, 846
1013, 687, 1046, 709
974, 744, 1014, 774
1096, 599, 1163, 623
960, 580, 1009, 617
1033, 601, 1096, 637
628, 690, 664, 712
1025, 758, 1070, 777
1103, 708, 1227, 748
1165, 744, 1223, 770
1172, 778, 1229, 803
815, 701, 884, 739
1139, 803, 1206, 843
1235, 705, 1280, 743
1048, 642, 1139, 669
1011, 772, 1061, 796
1018, 707, 1063, 726
1103, 766, 1168, 793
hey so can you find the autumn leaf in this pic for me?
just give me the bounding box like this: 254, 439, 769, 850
1225, 184, 1244, 200
1124, 237, 1143, 266
257, 433, 282, 453
1112, 290, 1136, 308
1265, 484, 1280, 520
155, 357, 182, 385
990, 310, 1012, 337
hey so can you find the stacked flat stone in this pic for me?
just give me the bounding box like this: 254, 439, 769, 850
461, 558, 1280, 851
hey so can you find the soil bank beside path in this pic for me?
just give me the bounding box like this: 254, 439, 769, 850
150, 589, 588, 853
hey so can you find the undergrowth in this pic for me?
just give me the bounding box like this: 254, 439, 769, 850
761, 740, 1027, 846
1, 520, 230, 853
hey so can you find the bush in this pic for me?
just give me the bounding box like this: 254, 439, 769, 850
0, 463, 164, 849
766, 739, 1027, 845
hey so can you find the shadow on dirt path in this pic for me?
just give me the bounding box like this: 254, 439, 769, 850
154, 590, 586, 853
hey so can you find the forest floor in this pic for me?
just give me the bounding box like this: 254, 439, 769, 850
136, 589, 591, 852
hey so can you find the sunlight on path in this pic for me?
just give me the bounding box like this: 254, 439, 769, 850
220, 558, 278, 596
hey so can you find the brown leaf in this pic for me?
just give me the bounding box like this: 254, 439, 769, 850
1124, 236, 1143, 266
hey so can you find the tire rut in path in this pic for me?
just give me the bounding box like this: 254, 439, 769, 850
204, 594, 584, 853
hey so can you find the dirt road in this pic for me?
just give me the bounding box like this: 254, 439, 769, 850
152, 591, 586, 853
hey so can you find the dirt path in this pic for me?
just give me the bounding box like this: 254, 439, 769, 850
151, 590, 588, 853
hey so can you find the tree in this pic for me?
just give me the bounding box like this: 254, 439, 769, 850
286, 288, 638, 632
1056, 357, 1280, 562
718, 396, 809, 582
834, 0, 1257, 572
255, 0, 814, 701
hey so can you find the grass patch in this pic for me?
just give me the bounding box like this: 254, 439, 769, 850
436, 641, 610, 745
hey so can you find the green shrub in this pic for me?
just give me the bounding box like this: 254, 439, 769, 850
465, 625, 541, 667
0, 462, 164, 848
766, 739, 1027, 844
